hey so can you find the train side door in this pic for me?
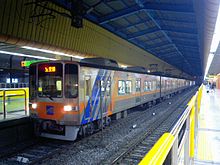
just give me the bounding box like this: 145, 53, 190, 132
100, 77, 111, 118
135, 78, 141, 105
84, 75, 92, 120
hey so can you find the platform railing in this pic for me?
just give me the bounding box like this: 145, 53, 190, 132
139, 85, 203, 165
0, 88, 29, 119
0, 83, 29, 88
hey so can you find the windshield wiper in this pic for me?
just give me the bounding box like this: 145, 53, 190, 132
46, 94, 54, 101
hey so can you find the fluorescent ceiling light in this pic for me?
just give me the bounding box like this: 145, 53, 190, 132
22, 46, 85, 59
120, 65, 127, 68
0, 50, 56, 60
204, 5, 220, 78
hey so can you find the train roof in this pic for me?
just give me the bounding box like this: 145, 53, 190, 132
29, 59, 192, 80
79, 58, 188, 79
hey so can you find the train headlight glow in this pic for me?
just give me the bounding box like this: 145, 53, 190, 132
64, 105, 72, 111
64, 105, 78, 111
32, 103, 37, 109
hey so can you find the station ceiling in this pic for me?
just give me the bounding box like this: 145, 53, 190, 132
208, 43, 220, 75
53, 0, 219, 77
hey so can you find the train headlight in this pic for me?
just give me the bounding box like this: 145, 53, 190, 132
64, 105, 72, 111
64, 105, 78, 111
32, 103, 37, 109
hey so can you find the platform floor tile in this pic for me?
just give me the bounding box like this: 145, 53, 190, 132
195, 88, 220, 165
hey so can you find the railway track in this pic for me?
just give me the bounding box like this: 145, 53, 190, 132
107, 88, 196, 165
1, 139, 71, 165
0, 88, 196, 165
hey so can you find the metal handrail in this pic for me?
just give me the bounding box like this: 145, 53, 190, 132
170, 93, 197, 136
0, 89, 27, 119
139, 85, 203, 165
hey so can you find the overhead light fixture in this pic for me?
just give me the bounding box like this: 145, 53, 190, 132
0, 50, 56, 60
204, 5, 220, 79
120, 65, 127, 68
22, 46, 85, 59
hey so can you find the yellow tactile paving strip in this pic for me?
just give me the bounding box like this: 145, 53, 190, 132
195, 89, 220, 164
196, 116, 213, 161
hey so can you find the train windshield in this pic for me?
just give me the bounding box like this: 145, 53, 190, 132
64, 64, 78, 98
38, 63, 63, 98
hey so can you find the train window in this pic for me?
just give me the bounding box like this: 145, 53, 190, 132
135, 79, 141, 92
106, 79, 111, 96
126, 80, 132, 94
38, 63, 63, 98
148, 82, 152, 91
65, 64, 78, 98
144, 81, 150, 91
56, 80, 62, 91
118, 80, 125, 95
85, 76, 91, 97
101, 80, 105, 92
101, 79, 111, 96
167, 81, 170, 89
157, 81, 160, 89
152, 81, 156, 91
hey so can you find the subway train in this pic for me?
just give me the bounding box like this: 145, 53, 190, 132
29, 58, 194, 140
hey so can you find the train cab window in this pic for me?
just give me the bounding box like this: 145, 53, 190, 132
118, 80, 125, 95
65, 64, 78, 98
38, 63, 63, 98
125, 80, 132, 94
135, 79, 141, 92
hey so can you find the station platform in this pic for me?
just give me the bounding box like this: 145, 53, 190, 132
194, 88, 220, 165
0, 88, 29, 120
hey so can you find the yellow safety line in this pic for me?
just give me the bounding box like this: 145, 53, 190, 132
139, 133, 175, 165
196, 110, 213, 161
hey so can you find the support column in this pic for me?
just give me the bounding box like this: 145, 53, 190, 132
184, 117, 190, 165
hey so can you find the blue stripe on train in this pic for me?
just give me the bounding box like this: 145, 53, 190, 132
81, 69, 107, 125
96, 71, 111, 120
91, 70, 108, 122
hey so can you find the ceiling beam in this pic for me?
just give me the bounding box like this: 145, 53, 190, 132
116, 18, 196, 32
158, 51, 179, 57
145, 43, 174, 50
116, 19, 152, 32
156, 18, 195, 24
175, 44, 198, 49
144, 11, 194, 73
99, 3, 194, 24
127, 27, 159, 40
127, 27, 197, 40
172, 40, 198, 47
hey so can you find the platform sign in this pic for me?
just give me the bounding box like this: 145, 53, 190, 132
21, 60, 48, 67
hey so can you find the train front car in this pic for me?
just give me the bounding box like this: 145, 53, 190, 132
29, 61, 80, 140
